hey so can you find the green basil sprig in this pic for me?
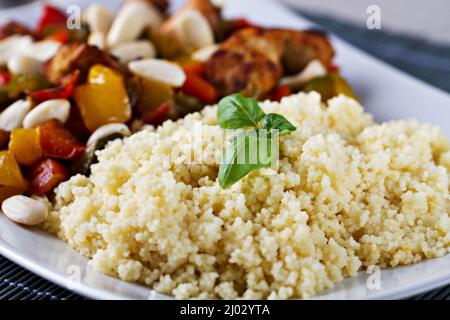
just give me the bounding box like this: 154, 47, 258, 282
218, 94, 265, 129
261, 113, 297, 136
217, 94, 296, 188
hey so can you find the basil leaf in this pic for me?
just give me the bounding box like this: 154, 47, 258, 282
262, 113, 296, 136
217, 94, 265, 129
218, 130, 274, 189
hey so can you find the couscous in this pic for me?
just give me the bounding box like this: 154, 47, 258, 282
41, 92, 450, 299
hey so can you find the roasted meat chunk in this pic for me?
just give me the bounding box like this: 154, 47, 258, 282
44, 44, 123, 83
0, 21, 34, 40
272, 29, 334, 75
205, 28, 334, 98
205, 28, 282, 98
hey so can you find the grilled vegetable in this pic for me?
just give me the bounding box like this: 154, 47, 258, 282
36, 4, 67, 36
0, 88, 8, 110
9, 128, 42, 166
182, 62, 206, 77
27, 158, 69, 196
5, 74, 52, 100
141, 103, 172, 126
181, 73, 218, 104
29, 70, 79, 104
38, 119, 85, 160
135, 78, 174, 118
174, 91, 203, 116
302, 72, 358, 101
270, 85, 291, 102
0, 71, 12, 86
74, 64, 131, 132
44, 27, 69, 43
72, 132, 124, 176
149, 28, 186, 59
0, 129, 10, 149
0, 150, 27, 202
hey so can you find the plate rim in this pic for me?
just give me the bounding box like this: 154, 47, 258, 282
2, 234, 450, 300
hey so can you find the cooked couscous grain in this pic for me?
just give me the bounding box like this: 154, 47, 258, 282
42, 92, 450, 299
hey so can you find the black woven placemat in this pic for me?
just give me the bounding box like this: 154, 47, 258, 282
1, 6, 450, 301
299, 11, 450, 93
0, 256, 84, 300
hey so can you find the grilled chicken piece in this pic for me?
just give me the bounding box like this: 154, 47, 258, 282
44, 44, 123, 83
272, 29, 334, 75
0, 22, 34, 40
205, 28, 282, 98
205, 28, 334, 98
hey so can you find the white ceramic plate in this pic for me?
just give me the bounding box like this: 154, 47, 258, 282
1, 0, 449, 300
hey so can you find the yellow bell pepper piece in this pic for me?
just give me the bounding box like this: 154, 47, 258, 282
0, 150, 27, 202
303, 72, 358, 102
73, 64, 131, 132
9, 128, 42, 166
137, 78, 174, 116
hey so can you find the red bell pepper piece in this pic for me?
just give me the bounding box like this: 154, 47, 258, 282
36, 4, 67, 35
270, 85, 291, 102
45, 27, 69, 43
0, 129, 10, 149
27, 158, 69, 196
231, 18, 259, 31
29, 70, 79, 104
64, 106, 90, 142
38, 119, 85, 160
181, 73, 218, 104
0, 71, 11, 86
328, 64, 340, 73
183, 63, 206, 77
141, 103, 172, 126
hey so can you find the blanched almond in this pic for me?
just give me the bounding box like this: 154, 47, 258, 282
88, 31, 106, 49
110, 40, 156, 63
2, 195, 48, 226
83, 3, 114, 35
25, 40, 61, 62
280, 59, 327, 88
7, 55, 42, 75
107, 1, 162, 48
128, 58, 186, 87
192, 44, 218, 62
87, 123, 131, 150
23, 99, 70, 129
0, 99, 32, 131
162, 9, 214, 49
0, 35, 33, 65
